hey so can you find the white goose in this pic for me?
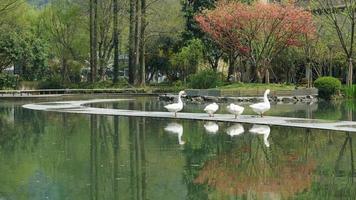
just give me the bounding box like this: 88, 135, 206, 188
226, 124, 245, 137
249, 125, 270, 147
249, 89, 271, 117
204, 102, 219, 117
204, 122, 219, 134
164, 123, 185, 145
164, 91, 186, 117
227, 103, 244, 119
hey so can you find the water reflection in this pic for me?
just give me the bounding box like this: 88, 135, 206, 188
164, 123, 185, 145
203, 122, 219, 134
226, 124, 245, 137
0, 99, 356, 199
249, 125, 271, 147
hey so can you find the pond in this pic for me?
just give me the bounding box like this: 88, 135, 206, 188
0, 96, 355, 199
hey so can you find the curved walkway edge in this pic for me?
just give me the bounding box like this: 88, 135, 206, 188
22, 99, 356, 133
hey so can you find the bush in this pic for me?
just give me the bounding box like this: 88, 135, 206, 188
38, 76, 63, 89
314, 76, 341, 100
188, 70, 223, 89
342, 85, 356, 99
0, 73, 19, 89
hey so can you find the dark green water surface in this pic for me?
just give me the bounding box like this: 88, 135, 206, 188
0, 96, 355, 200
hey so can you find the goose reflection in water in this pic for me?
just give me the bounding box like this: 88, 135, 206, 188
225, 124, 245, 137
164, 123, 185, 145
204, 122, 219, 134
249, 125, 271, 147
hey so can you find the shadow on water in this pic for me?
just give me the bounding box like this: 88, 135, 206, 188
0, 99, 355, 199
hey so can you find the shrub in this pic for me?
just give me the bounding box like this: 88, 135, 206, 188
0, 73, 19, 89
188, 70, 222, 89
38, 76, 63, 89
342, 85, 356, 99
314, 76, 341, 100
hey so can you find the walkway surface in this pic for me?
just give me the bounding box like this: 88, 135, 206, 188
22, 99, 356, 133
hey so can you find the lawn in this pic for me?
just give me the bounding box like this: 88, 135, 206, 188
218, 83, 297, 91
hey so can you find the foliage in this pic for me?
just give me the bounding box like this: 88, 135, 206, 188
196, 2, 315, 82
188, 69, 222, 89
0, 27, 49, 80
219, 83, 295, 90
314, 76, 341, 100
170, 39, 204, 82
38, 79, 129, 89
0, 73, 19, 89
37, 76, 63, 89
342, 85, 356, 99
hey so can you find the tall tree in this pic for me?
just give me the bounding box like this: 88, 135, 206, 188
40, 0, 86, 83
196, 2, 315, 83
313, 0, 356, 86
90, 0, 98, 82
128, 0, 136, 85
98, 0, 114, 80
181, 0, 224, 72
139, 0, 146, 86
112, 0, 119, 83
134, 0, 141, 85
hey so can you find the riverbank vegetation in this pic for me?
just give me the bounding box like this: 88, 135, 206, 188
0, 0, 355, 97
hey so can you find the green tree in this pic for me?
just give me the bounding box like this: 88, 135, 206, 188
170, 39, 204, 83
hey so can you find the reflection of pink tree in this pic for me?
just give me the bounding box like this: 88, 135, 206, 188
196, 2, 315, 83
194, 147, 316, 198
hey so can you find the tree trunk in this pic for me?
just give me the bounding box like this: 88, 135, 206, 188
134, 0, 141, 85
112, 0, 119, 83
62, 56, 69, 83
212, 58, 219, 72
227, 54, 235, 82
89, 0, 98, 83
257, 69, 263, 83
265, 68, 270, 84
139, 0, 146, 86
347, 57, 353, 86
306, 62, 312, 88
128, 0, 136, 85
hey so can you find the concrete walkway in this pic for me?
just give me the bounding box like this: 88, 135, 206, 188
22, 99, 356, 133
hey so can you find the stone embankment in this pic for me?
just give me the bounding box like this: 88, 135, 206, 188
158, 94, 317, 104
158, 88, 318, 104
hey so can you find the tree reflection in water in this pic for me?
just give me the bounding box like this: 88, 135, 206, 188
0, 100, 355, 199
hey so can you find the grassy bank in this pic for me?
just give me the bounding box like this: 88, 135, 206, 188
218, 83, 297, 91
10, 81, 300, 94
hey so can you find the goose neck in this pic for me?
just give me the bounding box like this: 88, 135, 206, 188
178, 94, 183, 104
263, 92, 269, 103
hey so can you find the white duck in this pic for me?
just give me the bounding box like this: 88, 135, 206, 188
226, 124, 245, 137
249, 89, 271, 117
164, 91, 186, 117
249, 125, 271, 147
164, 123, 185, 145
204, 122, 219, 134
227, 103, 244, 119
204, 102, 219, 117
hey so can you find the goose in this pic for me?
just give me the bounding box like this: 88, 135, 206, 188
204, 122, 219, 134
164, 91, 186, 117
164, 123, 185, 145
226, 103, 244, 119
226, 124, 245, 137
249, 89, 271, 117
249, 125, 270, 147
204, 102, 219, 117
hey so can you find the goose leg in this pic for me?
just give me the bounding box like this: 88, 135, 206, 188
175, 112, 177, 117
235, 114, 237, 119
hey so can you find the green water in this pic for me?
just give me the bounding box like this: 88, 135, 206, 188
0, 97, 355, 200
